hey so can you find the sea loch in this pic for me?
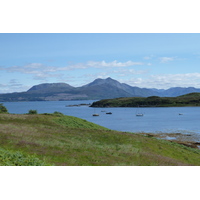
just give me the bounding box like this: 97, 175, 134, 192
2, 100, 200, 137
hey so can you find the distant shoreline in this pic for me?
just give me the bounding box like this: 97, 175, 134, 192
91, 93, 200, 107
66, 103, 91, 107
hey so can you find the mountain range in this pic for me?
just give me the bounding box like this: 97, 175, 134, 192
1, 77, 200, 101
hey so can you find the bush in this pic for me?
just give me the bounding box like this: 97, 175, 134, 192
0, 103, 8, 113
0, 148, 46, 166
53, 111, 64, 116
28, 109, 38, 114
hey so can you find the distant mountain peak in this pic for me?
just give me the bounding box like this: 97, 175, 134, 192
83, 77, 119, 87
85, 79, 101, 87
106, 77, 113, 80
27, 82, 74, 93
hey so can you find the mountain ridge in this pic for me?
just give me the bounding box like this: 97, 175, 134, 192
0, 77, 200, 101
28, 83, 74, 91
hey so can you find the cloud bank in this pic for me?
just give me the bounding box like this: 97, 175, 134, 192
126, 73, 200, 89
1, 59, 200, 92
0, 60, 143, 79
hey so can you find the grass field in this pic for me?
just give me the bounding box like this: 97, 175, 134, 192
0, 112, 200, 166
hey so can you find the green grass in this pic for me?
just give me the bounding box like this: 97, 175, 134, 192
0, 147, 47, 166
0, 113, 200, 166
53, 115, 109, 130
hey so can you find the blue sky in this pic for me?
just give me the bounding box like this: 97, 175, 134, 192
1, 33, 200, 93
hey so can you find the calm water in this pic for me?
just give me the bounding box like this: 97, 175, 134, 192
2, 100, 200, 135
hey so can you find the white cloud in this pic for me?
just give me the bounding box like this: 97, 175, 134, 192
2, 60, 200, 91
86, 60, 143, 68
159, 57, 175, 63
125, 73, 200, 89
0, 60, 144, 81
59, 60, 143, 70
0, 79, 30, 93
143, 55, 155, 60
113, 69, 149, 76
1, 60, 143, 73
0, 63, 63, 81
1, 63, 53, 74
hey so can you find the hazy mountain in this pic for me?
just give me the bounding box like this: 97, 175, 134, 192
83, 77, 126, 89
0, 77, 200, 101
159, 87, 200, 97
82, 77, 159, 98
27, 83, 74, 93
80, 78, 132, 99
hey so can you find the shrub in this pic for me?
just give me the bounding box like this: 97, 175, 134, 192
28, 109, 38, 114
0, 103, 8, 113
53, 111, 64, 116
0, 148, 46, 166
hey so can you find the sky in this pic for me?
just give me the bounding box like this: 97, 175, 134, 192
1, 33, 200, 93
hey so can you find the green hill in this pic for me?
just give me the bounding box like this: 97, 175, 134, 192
0, 112, 200, 166
91, 92, 200, 107
179, 92, 200, 97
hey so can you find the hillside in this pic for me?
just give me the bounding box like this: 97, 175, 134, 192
91, 92, 200, 107
1, 77, 200, 101
0, 112, 200, 166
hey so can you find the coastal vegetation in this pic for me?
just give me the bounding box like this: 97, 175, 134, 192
0, 103, 8, 113
91, 93, 200, 107
0, 110, 200, 165
28, 109, 38, 114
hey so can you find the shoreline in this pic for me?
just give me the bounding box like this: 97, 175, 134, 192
139, 132, 200, 149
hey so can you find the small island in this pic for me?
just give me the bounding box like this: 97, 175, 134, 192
90, 92, 200, 107
66, 103, 91, 107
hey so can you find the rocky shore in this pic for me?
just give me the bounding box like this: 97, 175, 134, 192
140, 132, 200, 149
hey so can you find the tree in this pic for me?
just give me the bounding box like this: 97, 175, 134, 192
28, 109, 38, 114
0, 103, 8, 113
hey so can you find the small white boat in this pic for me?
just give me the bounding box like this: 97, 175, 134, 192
93, 108, 99, 116
136, 106, 144, 116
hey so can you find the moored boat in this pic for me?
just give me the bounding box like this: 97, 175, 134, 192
136, 106, 144, 116
136, 113, 143, 116
93, 113, 99, 116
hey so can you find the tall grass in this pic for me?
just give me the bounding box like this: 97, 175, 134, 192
0, 113, 200, 166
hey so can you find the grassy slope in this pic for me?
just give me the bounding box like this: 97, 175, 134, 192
0, 113, 200, 166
